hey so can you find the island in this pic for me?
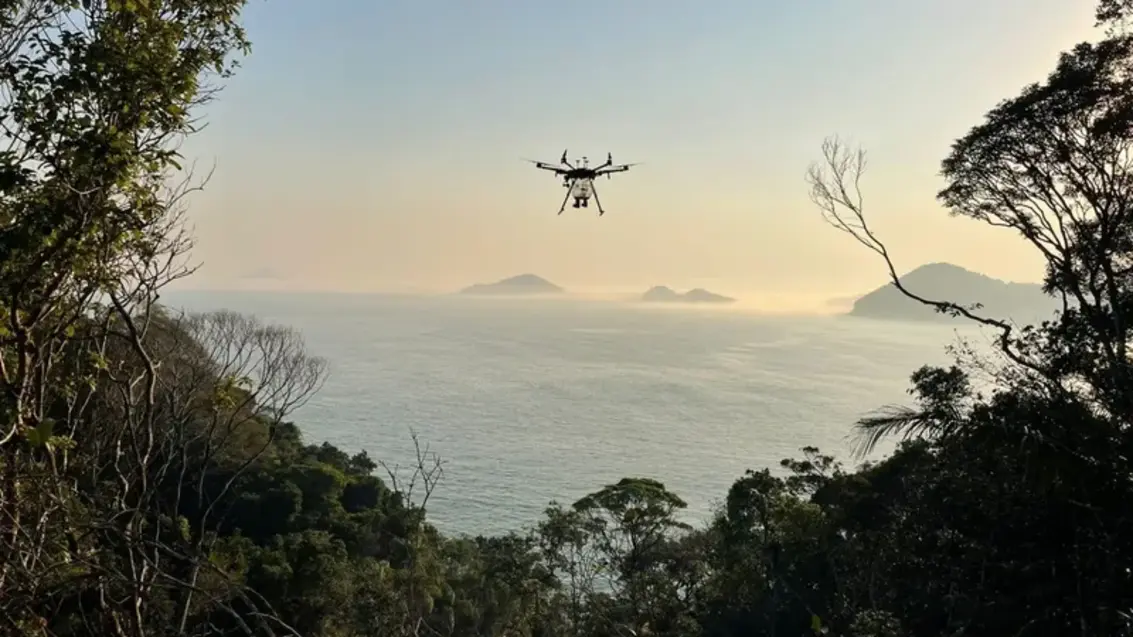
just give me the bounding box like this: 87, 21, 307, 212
846, 262, 1060, 323
641, 285, 736, 304
458, 273, 565, 296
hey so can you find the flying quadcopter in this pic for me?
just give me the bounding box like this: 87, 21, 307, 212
525, 150, 639, 216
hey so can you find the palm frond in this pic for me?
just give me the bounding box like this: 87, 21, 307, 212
852, 404, 942, 458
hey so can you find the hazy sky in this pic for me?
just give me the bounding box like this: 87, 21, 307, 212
177, 0, 1100, 305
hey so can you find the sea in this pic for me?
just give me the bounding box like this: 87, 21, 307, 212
162, 291, 984, 537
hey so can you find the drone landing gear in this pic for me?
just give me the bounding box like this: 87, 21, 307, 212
555, 180, 606, 217
590, 184, 606, 216
557, 188, 571, 215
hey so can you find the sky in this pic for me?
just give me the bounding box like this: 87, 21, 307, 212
176, 0, 1101, 307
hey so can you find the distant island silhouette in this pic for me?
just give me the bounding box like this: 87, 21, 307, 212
459, 274, 564, 296
847, 262, 1060, 323
641, 286, 735, 304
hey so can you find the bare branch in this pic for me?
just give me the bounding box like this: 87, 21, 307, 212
378, 430, 446, 515
805, 135, 1052, 382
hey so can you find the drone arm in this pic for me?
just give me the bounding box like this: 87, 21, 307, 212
533, 161, 566, 174
595, 164, 631, 176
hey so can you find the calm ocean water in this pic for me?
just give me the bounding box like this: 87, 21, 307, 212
163, 291, 978, 536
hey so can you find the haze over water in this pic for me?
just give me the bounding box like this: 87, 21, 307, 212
166, 290, 984, 535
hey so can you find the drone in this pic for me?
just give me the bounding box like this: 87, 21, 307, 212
525, 150, 638, 216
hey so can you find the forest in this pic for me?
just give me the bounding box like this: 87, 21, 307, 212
2, 0, 1133, 635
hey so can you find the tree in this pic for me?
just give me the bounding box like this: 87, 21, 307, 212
804, 21, 1133, 637
1098, 0, 1133, 29
806, 31, 1133, 436
0, 0, 275, 633
537, 478, 699, 637
6, 310, 328, 635
148, 311, 328, 633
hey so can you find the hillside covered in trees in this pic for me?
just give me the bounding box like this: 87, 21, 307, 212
3, 0, 1133, 636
